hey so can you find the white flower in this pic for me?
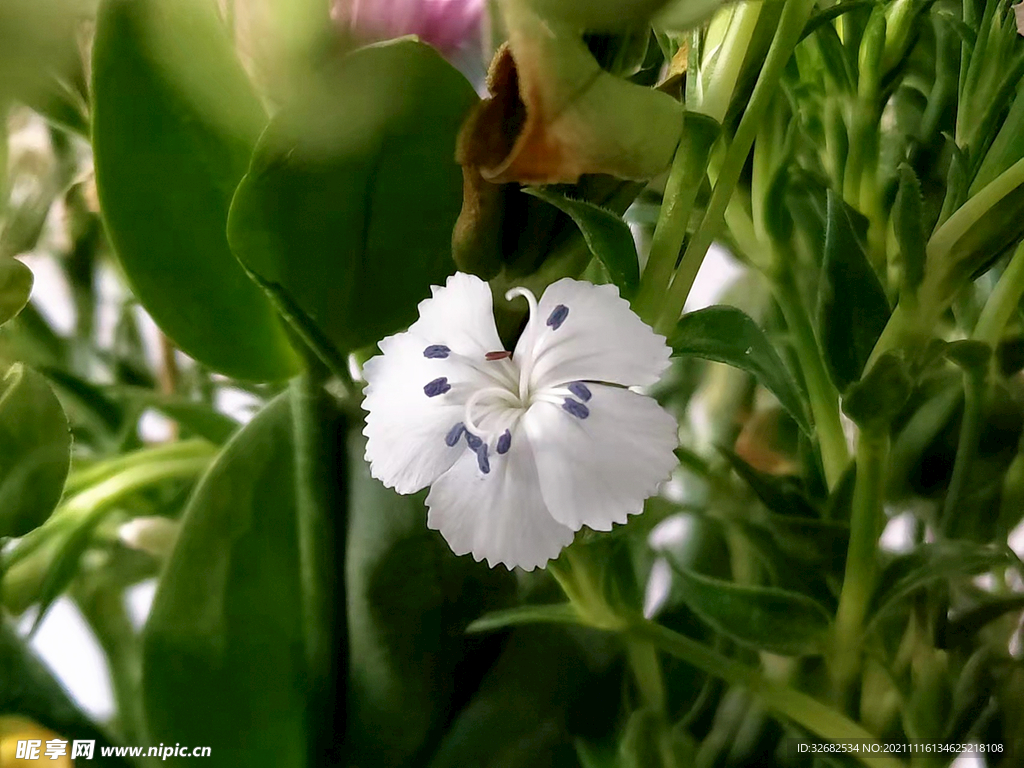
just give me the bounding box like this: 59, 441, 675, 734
362, 273, 679, 570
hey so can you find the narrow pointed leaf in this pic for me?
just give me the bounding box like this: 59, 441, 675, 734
818, 191, 891, 390
670, 306, 811, 434
525, 188, 640, 296
665, 562, 832, 655
892, 164, 927, 296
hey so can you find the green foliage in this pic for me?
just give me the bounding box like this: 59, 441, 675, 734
92, 0, 298, 381
0, 259, 32, 327
142, 396, 308, 767
0, 365, 70, 538
228, 40, 476, 357
525, 188, 641, 297
664, 560, 832, 656
670, 305, 810, 434
817, 191, 891, 391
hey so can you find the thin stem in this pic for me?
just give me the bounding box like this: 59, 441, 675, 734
290, 355, 346, 764
629, 620, 903, 768
772, 254, 850, 487
657, 0, 818, 335
941, 366, 985, 536
634, 114, 721, 326
973, 238, 1024, 347
73, 584, 146, 746
832, 428, 889, 700
63, 440, 216, 497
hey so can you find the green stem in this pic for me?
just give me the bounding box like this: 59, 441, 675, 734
634, 114, 721, 326
629, 620, 903, 768
656, 0, 817, 335
73, 583, 146, 746
832, 428, 889, 699
973, 238, 1024, 347
772, 256, 850, 487
940, 366, 985, 536
290, 358, 346, 763
63, 440, 216, 497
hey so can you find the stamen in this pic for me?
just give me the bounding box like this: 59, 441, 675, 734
546, 304, 569, 330
562, 399, 590, 419
497, 429, 512, 454
445, 422, 465, 447
465, 431, 483, 450
505, 286, 542, 401
423, 377, 451, 397
423, 344, 450, 359
485, 350, 512, 361
567, 382, 592, 402
476, 444, 490, 474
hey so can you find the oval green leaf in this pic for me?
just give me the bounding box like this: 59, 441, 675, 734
142, 396, 306, 767
92, 0, 298, 381
0, 364, 71, 538
0, 259, 32, 327
228, 39, 477, 354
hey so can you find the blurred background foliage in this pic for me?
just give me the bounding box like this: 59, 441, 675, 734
0, 0, 1024, 767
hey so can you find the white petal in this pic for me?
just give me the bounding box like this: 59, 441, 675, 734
514, 278, 671, 389
362, 273, 513, 495
362, 331, 469, 494
425, 423, 575, 571
522, 384, 678, 531
409, 272, 503, 357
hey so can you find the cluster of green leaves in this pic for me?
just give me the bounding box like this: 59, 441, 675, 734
2, 0, 1024, 767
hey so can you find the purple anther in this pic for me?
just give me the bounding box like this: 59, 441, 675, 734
476, 445, 490, 474
562, 399, 590, 419
496, 429, 512, 455
567, 382, 592, 402
546, 304, 569, 330
465, 432, 483, 450
423, 344, 450, 359
445, 422, 465, 447
424, 377, 451, 397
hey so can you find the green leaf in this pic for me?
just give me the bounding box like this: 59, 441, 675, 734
817, 190, 891, 390
92, 0, 298, 381
841, 353, 913, 428
892, 164, 927, 297
143, 396, 308, 767
228, 40, 477, 355
721, 448, 820, 518
0, 259, 32, 327
0, 621, 131, 765
867, 542, 1018, 629
0, 365, 71, 538
670, 306, 811, 434
664, 562, 832, 656
117, 387, 240, 445
468, 603, 585, 634
346, 435, 517, 765
428, 626, 623, 768
524, 188, 640, 296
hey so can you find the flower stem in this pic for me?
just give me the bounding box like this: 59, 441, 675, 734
772, 253, 849, 487
832, 427, 889, 702
973, 238, 1024, 347
634, 113, 721, 327
290, 356, 346, 763
628, 620, 902, 768
656, 0, 817, 335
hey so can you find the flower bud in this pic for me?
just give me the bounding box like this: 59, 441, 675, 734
332, 0, 485, 56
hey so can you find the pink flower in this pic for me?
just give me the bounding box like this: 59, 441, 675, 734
333, 0, 485, 56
